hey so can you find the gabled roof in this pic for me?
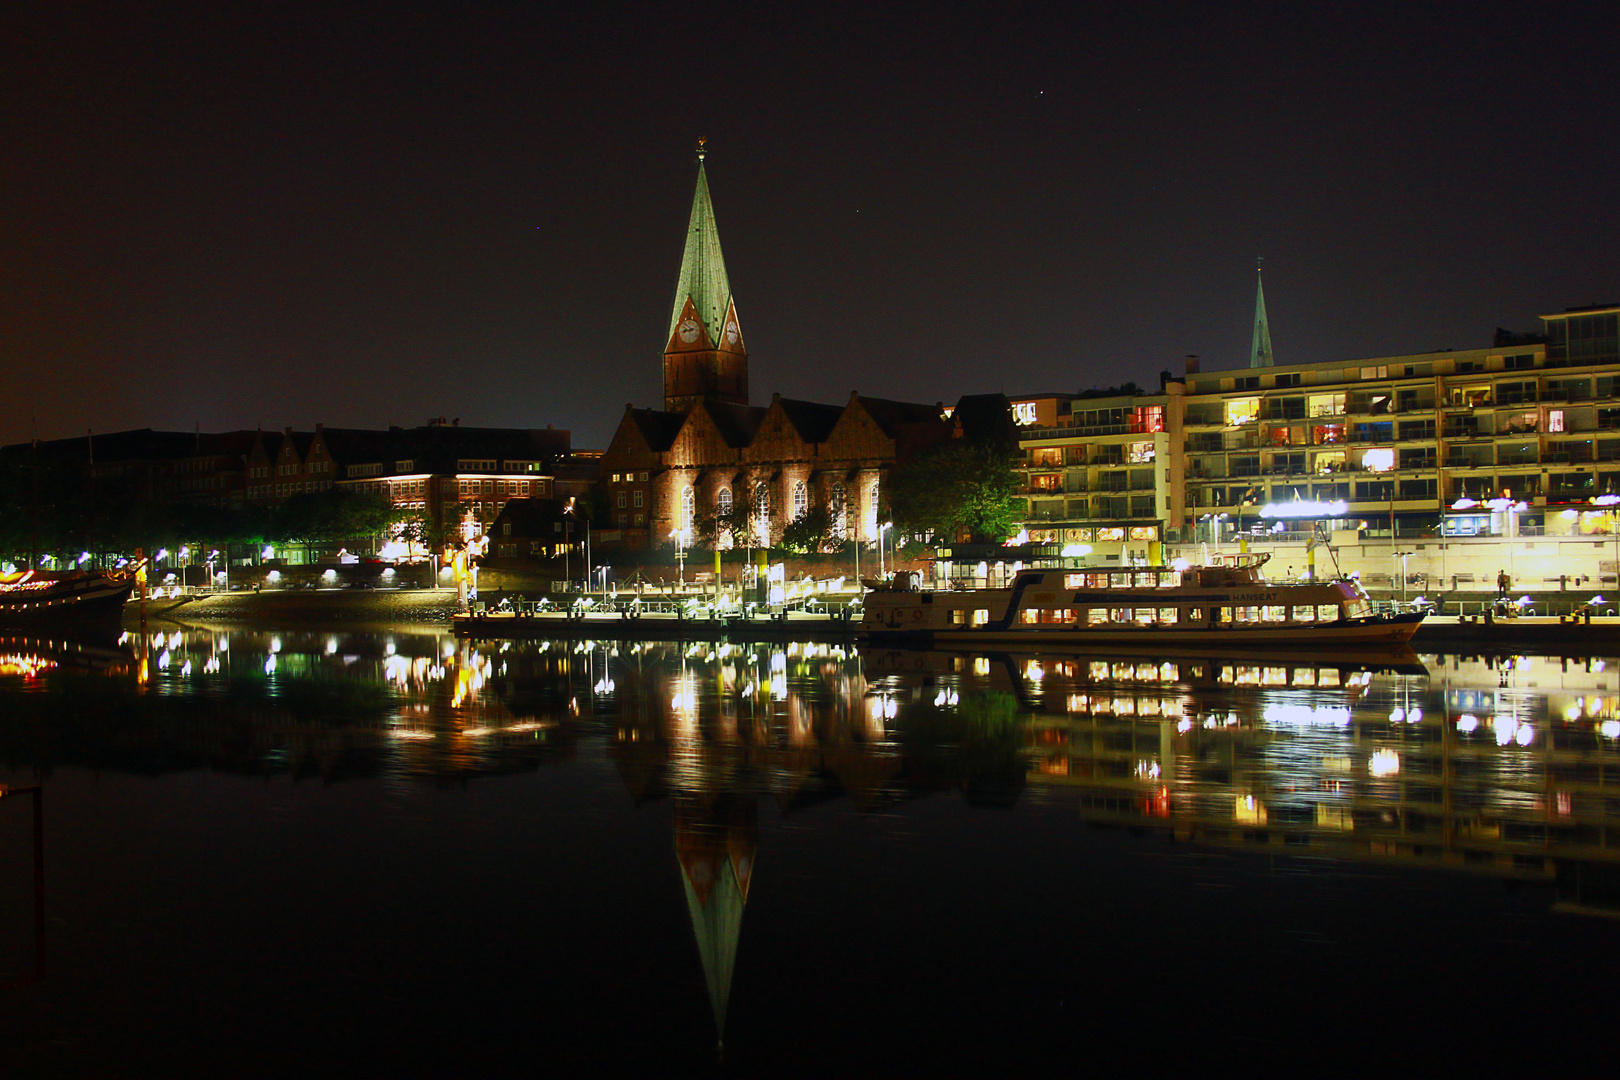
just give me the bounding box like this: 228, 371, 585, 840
777, 398, 843, 444
491, 497, 568, 534
1, 429, 198, 466
669, 158, 734, 342
628, 408, 687, 453
317, 427, 396, 465
857, 396, 947, 437
951, 393, 1019, 448
703, 401, 767, 449
194, 430, 259, 461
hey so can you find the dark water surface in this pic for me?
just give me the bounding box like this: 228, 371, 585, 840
2, 630, 1619, 1076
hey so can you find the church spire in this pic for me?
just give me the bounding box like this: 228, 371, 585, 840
664, 139, 748, 412
1250, 261, 1274, 368
670, 138, 734, 345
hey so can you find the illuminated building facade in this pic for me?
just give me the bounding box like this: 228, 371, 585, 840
1011, 304, 1620, 577
1011, 383, 1186, 559
597, 146, 973, 551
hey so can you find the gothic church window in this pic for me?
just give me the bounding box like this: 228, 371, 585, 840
792, 481, 808, 521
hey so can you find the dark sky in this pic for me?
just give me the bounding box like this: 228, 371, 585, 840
4, 1, 1617, 449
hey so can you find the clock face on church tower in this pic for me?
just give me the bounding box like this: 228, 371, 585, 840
678, 318, 701, 344
724, 321, 739, 345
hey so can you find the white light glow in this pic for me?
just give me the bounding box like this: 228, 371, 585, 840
1259, 500, 1348, 519
1369, 749, 1400, 777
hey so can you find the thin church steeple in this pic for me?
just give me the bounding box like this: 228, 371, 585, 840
1250, 261, 1274, 368
664, 138, 748, 412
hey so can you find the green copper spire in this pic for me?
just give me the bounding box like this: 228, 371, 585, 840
669, 138, 734, 343
1250, 263, 1274, 368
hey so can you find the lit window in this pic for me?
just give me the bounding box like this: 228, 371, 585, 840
1549, 409, 1565, 433
1226, 398, 1260, 426
1361, 448, 1394, 472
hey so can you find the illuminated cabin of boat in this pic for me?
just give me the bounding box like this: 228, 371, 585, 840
861, 554, 1422, 643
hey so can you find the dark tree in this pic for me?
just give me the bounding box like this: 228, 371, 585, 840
888, 441, 1020, 544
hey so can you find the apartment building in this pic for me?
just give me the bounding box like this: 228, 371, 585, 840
1013, 304, 1620, 554
1011, 383, 1185, 557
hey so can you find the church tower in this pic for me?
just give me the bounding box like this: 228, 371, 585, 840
664, 139, 749, 413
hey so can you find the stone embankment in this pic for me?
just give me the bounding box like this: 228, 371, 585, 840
127, 589, 460, 628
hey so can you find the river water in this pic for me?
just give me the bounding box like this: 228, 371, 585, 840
1, 628, 1619, 1075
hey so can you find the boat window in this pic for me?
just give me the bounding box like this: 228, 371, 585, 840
1188, 608, 1205, 622
1089, 662, 1110, 680
1087, 608, 1108, 625
1264, 605, 1288, 622
972, 609, 990, 626
1021, 608, 1042, 624
1292, 606, 1316, 622
1110, 573, 1131, 588
1064, 573, 1085, 589
1159, 607, 1177, 623
1161, 571, 1182, 587
1264, 667, 1289, 686
1292, 668, 1316, 686
1235, 606, 1263, 623
1218, 607, 1233, 624
1347, 600, 1372, 619
1135, 608, 1155, 626
1110, 608, 1132, 623
1317, 604, 1340, 622
1112, 662, 1135, 680
950, 609, 966, 625
1318, 669, 1341, 688
1160, 663, 1179, 681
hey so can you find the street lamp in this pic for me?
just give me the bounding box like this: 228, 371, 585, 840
1594, 494, 1620, 596
878, 521, 893, 580
671, 526, 691, 588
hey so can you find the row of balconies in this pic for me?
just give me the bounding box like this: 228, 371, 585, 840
1184, 401, 1620, 431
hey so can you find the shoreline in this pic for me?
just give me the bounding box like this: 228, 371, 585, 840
125, 588, 460, 629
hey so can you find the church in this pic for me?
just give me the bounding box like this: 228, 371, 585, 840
597, 144, 1000, 551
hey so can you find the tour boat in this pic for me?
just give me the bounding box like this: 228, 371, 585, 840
0, 569, 137, 637
860, 552, 1425, 645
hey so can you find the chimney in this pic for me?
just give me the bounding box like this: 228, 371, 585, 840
1184, 354, 1201, 375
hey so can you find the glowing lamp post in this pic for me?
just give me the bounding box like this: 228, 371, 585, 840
1595, 494, 1620, 596
672, 526, 691, 589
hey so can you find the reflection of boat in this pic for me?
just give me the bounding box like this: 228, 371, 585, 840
0, 570, 137, 638
861, 552, 1425, 645
866, 642, 1426, 680
866, 645, 1425, 718
0, 635, 135, 679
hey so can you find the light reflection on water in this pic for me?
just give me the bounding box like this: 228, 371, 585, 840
4, 630, 1620, 1069
9, 632, 1620, 889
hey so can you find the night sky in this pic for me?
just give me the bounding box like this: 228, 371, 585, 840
5, 2, 1617, 449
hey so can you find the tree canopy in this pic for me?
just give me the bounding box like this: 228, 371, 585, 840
888, 440, 1020, 544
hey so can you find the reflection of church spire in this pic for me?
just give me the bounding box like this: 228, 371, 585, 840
673, 793, 756, 1042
